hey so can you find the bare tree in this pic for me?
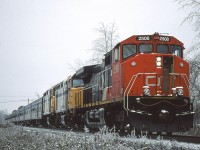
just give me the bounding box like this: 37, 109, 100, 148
189, 56, 200, 125
67, 21, 120, 72
176, 0, 200, 97
90, 21, 120, 64
176, 0, 200, 128
176, 0, 200, 54
189, 57, 200, 99
66, 59, 86, 73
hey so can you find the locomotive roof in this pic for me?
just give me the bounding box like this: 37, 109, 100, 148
120, 32, 183, 46
76, 65, 98, 78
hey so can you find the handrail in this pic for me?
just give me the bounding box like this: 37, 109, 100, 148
123, 73, 190, 113
123, 74, 139, 112
124, 73, 160, 112
169, 73, 189, 93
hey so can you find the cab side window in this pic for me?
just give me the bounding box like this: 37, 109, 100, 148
171, 45, 182, 58
114, 47, 120, 62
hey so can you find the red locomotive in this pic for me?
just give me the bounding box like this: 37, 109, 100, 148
6, 33, 194, 134
76, 32, 194, 134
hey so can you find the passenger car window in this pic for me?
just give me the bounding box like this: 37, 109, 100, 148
171, 45, 182, 58
139, 44, 153, 53
123, 44, 136, 59
157, 45, 168, 54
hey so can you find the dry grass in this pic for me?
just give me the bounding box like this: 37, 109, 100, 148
0, 125, 199, 150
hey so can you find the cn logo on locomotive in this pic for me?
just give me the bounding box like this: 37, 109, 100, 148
145, 75, 161, 86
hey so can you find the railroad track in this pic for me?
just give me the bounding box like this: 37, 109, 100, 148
22, 125, 200, 144
129, 131, 200, 144
149, 134, 200, 144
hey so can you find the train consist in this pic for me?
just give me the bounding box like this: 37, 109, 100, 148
5, 33, 194, 134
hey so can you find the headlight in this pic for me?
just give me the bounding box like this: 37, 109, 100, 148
143, 86, 150, 96
156, 56, 162, 67
156, 57, 161, 61
156, 61, 162, 67
161, 110, 169, 114
159, 110, 170, 120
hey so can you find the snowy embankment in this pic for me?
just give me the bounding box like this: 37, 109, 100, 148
0, 126, 200, 150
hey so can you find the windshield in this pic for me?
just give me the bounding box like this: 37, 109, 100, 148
139, 44, 153, 53
123, 44, 136, 59
73, 79, 84, 87
171, 45, 182, 57
157, 45, 168, 54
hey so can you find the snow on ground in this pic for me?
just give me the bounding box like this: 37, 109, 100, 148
0, 125, 200, 150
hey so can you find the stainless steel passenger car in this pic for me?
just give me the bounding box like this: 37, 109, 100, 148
31, 97, 43, 125
24, 103, 32, 124
55, 80, 68, 113
18, 106, 25, 123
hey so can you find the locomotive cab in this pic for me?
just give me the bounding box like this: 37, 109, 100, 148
67, 76, 84, 112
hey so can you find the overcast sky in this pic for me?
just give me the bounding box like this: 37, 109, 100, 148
0, 0, 195, 113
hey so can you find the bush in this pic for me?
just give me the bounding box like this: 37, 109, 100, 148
0, 125, 200, 150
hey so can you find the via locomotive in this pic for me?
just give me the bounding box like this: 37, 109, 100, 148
5, 33, 194, 134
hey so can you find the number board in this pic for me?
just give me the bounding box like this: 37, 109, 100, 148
136, 35, 170, 42
159, 36, 170, 42
136, 36, 151, 41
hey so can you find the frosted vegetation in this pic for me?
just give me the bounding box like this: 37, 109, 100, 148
0, 110, 6, 126
0, 125, 200, 150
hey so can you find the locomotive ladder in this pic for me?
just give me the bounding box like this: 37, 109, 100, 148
123, 73, 190, 114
